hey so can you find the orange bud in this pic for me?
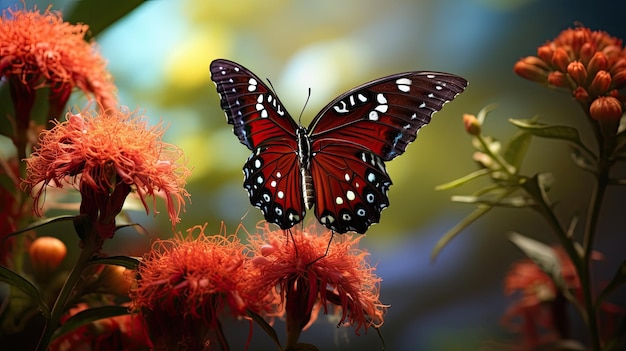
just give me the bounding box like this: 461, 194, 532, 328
29, 236, 67, 276
551, 47, 571, 72
573, 86, 589, 103
587, 52, 608, 77
590, 96, 623, 121
462, 114, 481, 136
611, 70, 626, 89
589, 70, 612, 96
537, 45, 554, 63
567, 61, 587, 86
579, 43, 595, 65
548, 71, 568, 88
514, 57, 550, 83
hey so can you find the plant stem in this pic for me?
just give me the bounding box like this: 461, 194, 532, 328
35, 233, 99, 350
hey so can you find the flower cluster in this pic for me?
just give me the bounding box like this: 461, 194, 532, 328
514, 27, 626, 129
129, 223, 385, 350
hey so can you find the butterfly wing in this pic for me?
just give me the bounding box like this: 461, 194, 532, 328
210, 59, 299, 149
210, 59, 306, 229
309, 71, 468, 233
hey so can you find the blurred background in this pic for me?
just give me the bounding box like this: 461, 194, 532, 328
2, 0, 625, 349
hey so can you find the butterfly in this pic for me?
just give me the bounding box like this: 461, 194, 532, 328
210, 59, 467, 234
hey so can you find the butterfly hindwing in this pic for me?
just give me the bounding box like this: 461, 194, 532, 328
309, 141, 391, 234
243, 140, 306, 229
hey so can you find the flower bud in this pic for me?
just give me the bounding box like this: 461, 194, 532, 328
579, 43, 595, 65
590, 96, 623, 139
551, 47, 571, 72
573, 86, 589, 102
589, 70, 612, 96
587, 52, 608, 78
611, 69, 626, 90
537, 45, 553, 63
29, 236, 67, 281
567, 61, 587, 86
548, 71, 568, 88
462, 114, 481, 136
590, 96, 623, 121
514, 57, 550, 83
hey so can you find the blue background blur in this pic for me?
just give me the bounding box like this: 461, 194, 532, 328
2, 0, 625, 350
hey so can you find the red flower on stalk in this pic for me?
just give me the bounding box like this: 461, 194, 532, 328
514, 27, 626, 135
22, 109, 191, 239
0, 5, 117, 122
130, 224, 266, 350
248, 223, 386, 347
502, 246, 623, 349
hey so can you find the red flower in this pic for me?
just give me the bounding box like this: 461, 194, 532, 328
0, 5, 117, 120
501, 246, 623, 349
130, 224, 264, 350
49, 303, 152, 351
22, 109, 191, 239
248, 223, 386, 347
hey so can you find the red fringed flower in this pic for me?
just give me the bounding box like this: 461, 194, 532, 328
0, 5, 117, 121
130, 224, 266, 350
22, 108, 191, 239
248, 223, 386, 347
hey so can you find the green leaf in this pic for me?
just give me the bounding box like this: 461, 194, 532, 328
522, 173, 554, 207
508, 232, 567, 291
87, 256, 141, 270
2, 215, 77, 245
503, 130, 532, 170
247, 309, 282, 351
431, 205, 493, 262
114, 221, 149, 238
65, 0, 147, 38
450, 194, 531, 207
435, 169, 489, 191
596, 260, 626, 307
0, 266, 50, 318
508, 118, 596, 160
52, 305, 130, 340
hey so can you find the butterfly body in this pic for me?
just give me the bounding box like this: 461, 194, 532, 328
210, 59, 467, 234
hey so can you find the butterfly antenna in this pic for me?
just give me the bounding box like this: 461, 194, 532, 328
298, 87, 312, 126
306, 230, 334, 268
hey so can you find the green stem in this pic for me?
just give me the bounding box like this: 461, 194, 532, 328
579, 156, 609, 351
35, 233, 100, 350
477, 135, 516, 176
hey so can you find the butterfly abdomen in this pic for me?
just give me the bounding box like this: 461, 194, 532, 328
296, 127, 315, 210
